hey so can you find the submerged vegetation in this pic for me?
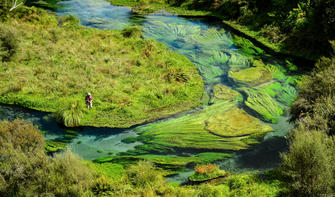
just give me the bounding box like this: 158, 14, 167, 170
0, 119, 284, 196
3, 0, 335, 195
108, 0, 335, 60
0, 7, 203, 128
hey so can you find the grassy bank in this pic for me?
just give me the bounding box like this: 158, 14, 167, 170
107, 0, 334, 61
0, 7, 204, 127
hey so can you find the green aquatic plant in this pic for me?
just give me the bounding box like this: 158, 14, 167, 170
228, 66, 272, 87
197, 64, 223, 84
205, 50, 231, 67
210, 84, 241, 103
143, 21, 201, 42
131, 98, 272, 153
265, 64, 287, 80
256, 82, 282, 97
205, 107, 273, 137
94, 153, 232, 176
55, 100, 84, 127
227, 53, 250, 67
232, 34, 264, 56
243, 89, 283, 123
121, 137, 138, 143
276, 84, 297, 106
188, 51, 230, 83
45, 140, 67, 153
193, 28, 234, 50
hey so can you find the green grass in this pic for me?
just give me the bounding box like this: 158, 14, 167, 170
0, 9, 204, 128
88, 162, 125, 179
108, 0, 211, 16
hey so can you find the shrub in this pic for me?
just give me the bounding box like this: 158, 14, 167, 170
126, 160, 165, 188
190, 164, 227, 182
0, 24, 17, 62
280, 129, 335, 196
0, 119, 44, 152
0, 120, 95, 196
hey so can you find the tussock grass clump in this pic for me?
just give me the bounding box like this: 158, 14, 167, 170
55, 100, 84, 127
0, 10, 203, 128
0, 24, 18, 62
121, 25, 142, 38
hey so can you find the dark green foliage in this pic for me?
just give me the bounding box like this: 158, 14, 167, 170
0, 120, 94, 196
114, 0, 334, 59
291, 48, 335, 134
280, 129, 335, 196
25, 0, 62, 10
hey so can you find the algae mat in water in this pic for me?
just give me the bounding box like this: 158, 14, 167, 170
135, 85, 273, 152
205, 108, 273, 137
0, 12, 203, 128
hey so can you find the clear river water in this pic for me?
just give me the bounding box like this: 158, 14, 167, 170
0, 0, 298, 182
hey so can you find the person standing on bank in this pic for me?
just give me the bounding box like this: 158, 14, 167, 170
85, 92, 93, 109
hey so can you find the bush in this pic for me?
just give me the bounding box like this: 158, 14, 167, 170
126, 160, 165, 188
0, 120, 95, 196
0, 119, 44, 152
0, 24, 18, 62
280, 129, 335, 196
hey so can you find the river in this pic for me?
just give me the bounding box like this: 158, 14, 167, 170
0, 0, 297, 182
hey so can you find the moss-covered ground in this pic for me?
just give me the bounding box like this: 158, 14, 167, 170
0, 7, 204, 128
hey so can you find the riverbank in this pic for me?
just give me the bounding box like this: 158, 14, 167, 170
0, 7, 204, 128
107, 0, 330, 62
